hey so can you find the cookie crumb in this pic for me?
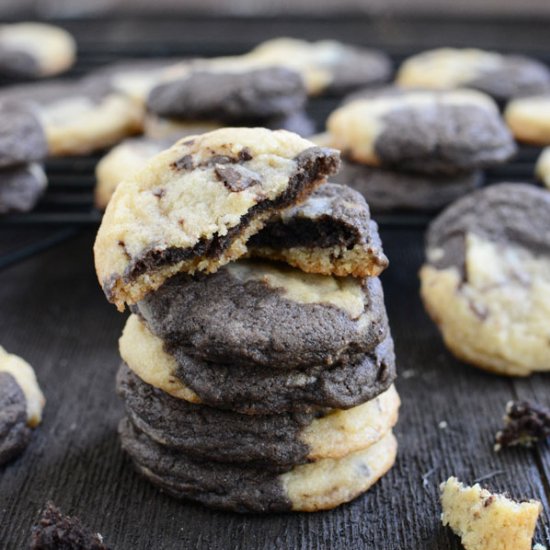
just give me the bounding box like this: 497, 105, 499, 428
439, 421, 448, 430
440, 476, 541, 550
30, 501, 111, 549
495, 400, 550, 451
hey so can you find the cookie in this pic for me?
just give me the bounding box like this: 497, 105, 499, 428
120, 418, 397, 513
420, 183, 550, 376
143, 114, 222, 140
505, 95, 550, 145
397, 48, 550, 104
250, 182, 389, 276
147, 66, 307, 123
133, 260, 388, 369
332, 160, 482, 212
95, 138, 172, 210
117, 363, 400, 468
0, 79, 143, 156
247, 38, 392, 96
94, 128, 340, 310
440, 477, 542, 550
0, 346, 45, 466
120, 314, 395, 414
30, 502, 111, 550
0, 23, 76, 79
0, 100, 47, 168
327, 88, 516, 175
0, 163, 47, 214
535, 147, 550, 189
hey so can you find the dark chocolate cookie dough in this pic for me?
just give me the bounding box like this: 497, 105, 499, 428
425, 183, 550, 272
117, 364, 311, 468
333, 160, 482, 213
147, 67, 307, 123
134, 265, 388, 370
249, 182, 388, 276
0, 372, 31, 467
120, 418, 292, 513
0, 164, 47, 214
0, 101, 47, 168
169, 333, 395, 414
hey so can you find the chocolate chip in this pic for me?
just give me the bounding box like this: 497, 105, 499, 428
172, 155, 194, 170
239, 148, 253, 162
215, 164, 261, 192
483, 495, 496, 507
153, 188, 165, 199
495, 400, 550, 450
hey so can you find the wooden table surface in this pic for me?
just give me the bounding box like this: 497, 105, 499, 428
1, 16, 550, 550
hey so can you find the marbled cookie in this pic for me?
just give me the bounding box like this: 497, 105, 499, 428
397, 48, 550, 104
133, 261, 388, 369
120, 314, 395, 414
505, 95, 550, 145
420, 183, 550, 376
0, 346, 45, 466
327, 88, 515, 175
120, 418, 397, 513
0, 23, 75, 79
0, 78, 143, 156
248, 183, 388, 277
0, 100, 47, 168
332, 160, 482, 212
118, 363, 399, 468
0, 164, 47, 214
94, 128, 340, 310
247, 37, 392, 96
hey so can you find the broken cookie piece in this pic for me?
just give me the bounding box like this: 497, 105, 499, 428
495, 400, 550, 451
248, 182, 388, 278
30, 501, 111, 549
440, 477, 542, 550
94, 127, 340, 310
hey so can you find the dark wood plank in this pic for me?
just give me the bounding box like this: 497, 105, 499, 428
0, 229, 548, 549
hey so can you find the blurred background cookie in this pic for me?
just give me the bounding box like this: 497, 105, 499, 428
0, 22, 76, 79
396, 47, 550, 105
420, 183, 550, 376
505, 94, 550, 144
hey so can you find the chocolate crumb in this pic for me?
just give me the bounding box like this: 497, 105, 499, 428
153, 188, 165, 199
30, 501, 111, 549
215, 164, 261, 192
483, 495, 496, 507
495, 400, 550, 451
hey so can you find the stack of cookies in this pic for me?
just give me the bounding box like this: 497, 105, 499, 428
94, 127, 400, 512
323, 87, 516, 213
0, 100, 48, 214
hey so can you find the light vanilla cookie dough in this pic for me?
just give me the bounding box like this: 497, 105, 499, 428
397, 47, 550, 103
326, 88, 515, 174
94, 128, 340, 310
420, 183, 550, 376
536, 147, 550, 188
440, 477, 542, 550
0, 79, 143, 156
0, 22, 76, 78
246, 37, 392, 96
120, 417, 397, 513
506, 95, 550, 145
0, 346, 45, 466
95, 138, 174, 210
117, 360, 399, 467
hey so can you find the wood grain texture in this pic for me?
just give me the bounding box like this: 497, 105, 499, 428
1, 16, 550, 550
0, 229, 548, 549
